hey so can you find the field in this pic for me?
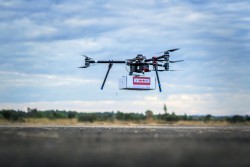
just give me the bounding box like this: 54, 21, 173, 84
1, 117, 250, 126
0, 125, 250, 167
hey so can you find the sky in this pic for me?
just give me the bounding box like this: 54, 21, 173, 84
0, 0, 250, 115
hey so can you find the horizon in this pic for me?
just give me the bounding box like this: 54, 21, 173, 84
1, 107, 249, 117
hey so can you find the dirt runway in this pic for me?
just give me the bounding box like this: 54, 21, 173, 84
0, 125, 249, 167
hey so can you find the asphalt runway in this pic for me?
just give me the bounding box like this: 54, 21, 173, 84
0, 125, 249, 167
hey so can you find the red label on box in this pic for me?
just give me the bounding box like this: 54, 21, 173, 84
133, 77, 150, 85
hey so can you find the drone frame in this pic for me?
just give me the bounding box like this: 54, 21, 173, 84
79, 49, 183, 92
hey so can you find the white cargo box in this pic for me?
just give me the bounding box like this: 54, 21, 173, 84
119, 76, 156, 90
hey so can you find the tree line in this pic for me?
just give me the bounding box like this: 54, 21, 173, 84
0, 108, 249, 123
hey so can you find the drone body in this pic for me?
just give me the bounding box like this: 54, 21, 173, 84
119, 76, 156, 90
79, 49, 183, 92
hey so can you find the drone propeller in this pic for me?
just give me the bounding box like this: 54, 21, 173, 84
78, 55, 93, 68
153, 59, 184, 63
169, 60, 184, 63
155, 59, 169, 62
82, 55, 87, 58
168, 70, 181, 71
168, 48, 179, 52
156, 48, 179, 54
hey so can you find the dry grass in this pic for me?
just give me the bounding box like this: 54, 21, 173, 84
0, 118, 11, 124
0, 118, 79, 126
24, 118, 79, 125
174, 120, 231, 126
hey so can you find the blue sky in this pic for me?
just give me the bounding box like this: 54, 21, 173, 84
0, 0, 250, 115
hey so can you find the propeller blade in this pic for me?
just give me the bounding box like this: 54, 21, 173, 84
169, 60, 184, 63
168, 70, 181, 71
82, 55, 88, 58
168, 48, 179, 52
82, 55, 92, 60
156, 48, 179, 54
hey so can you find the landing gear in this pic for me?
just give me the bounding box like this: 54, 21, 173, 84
101, 61, 113, 90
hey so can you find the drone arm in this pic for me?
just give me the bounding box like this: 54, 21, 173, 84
85, 60, 126, 65
145, 55, 168, 62
80, 56, 126, 68
96, 60, 126, 64
156, 54, 168, 60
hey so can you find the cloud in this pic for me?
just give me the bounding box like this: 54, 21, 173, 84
0, 71, 97, 87
0, 71, 102, 103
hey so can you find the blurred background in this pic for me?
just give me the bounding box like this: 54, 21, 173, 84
0, 0, 249, 115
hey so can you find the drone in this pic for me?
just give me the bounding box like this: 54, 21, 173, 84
79, 48, 183, 92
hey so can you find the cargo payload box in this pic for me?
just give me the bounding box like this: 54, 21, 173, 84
119, 76, 156, 90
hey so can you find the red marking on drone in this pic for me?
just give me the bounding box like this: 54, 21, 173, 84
133, 77, 150, 85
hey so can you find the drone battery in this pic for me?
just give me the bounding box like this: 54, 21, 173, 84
119, 76, 156, 90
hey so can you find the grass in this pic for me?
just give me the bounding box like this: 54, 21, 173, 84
0, 118, 78, 126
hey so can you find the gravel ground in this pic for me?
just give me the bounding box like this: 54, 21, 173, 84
0, 125, 249, 167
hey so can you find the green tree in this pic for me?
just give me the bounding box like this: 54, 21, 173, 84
145, 110, 153, 120
78, 113, 96, 122
1, 109, 25, 121
204, 114, 212, 122
183, 113, 188, 121
245, 115, 250, 121
116, 111, 125, 120
68, 111, 77, 119
2, 110, 12, 120
227, 115, 245, 123
27, 108, 43, 118
163, 104, 167, 114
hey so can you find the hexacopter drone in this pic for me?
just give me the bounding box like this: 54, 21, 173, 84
79, 48, 183, 92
